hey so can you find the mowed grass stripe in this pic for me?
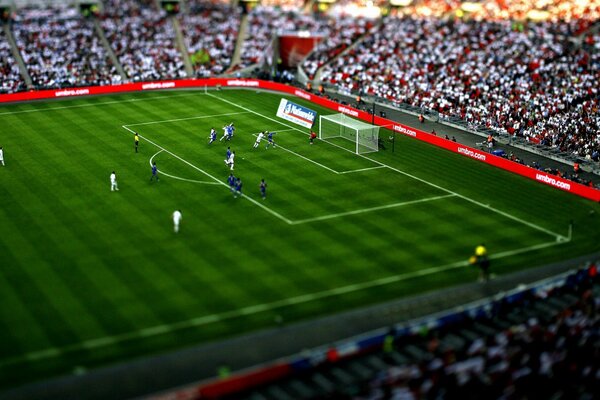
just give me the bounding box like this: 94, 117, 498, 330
0, 89, 596, 388
10, 107, 214, 328
2, 137, 151, 341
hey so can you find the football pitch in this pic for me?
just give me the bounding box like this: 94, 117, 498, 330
0, 89, 599, 389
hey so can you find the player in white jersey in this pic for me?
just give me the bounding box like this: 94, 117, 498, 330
0, 146, 4, 166
110, 171, 119, 191
220, 123, 234, 141
253, 131, 265, 148
172, 210, 182, 233
208, 128, 217, 144
224, 151, 235, 170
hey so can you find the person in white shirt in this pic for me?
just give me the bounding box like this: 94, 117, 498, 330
0, 146, 4, 166
253, 131, 265, 148
110, 171, 118, 191
172, 210, 182, 233
224, 151, 235, 170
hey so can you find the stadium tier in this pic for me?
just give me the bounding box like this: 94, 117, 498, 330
200, 263, 600, 400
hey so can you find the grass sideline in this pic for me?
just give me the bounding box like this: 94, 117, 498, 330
0, 89, 598, 389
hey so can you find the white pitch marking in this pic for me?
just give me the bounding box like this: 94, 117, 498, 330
125, 111, 250, 127
338, 166, 386, 174
0, 238, 567, 368
0, 92, 203, 116
291, 194, 456, 225
149, 150, 221, 185
251, 133, 339, 174
208, 92, 567, 241
122, 125, 294, 225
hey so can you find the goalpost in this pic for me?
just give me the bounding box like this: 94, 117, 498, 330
319, 113, 380, 154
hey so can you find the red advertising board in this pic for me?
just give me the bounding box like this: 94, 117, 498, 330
1, 79, 598, 202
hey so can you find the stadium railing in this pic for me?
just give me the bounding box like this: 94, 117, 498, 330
0, 78, 598, 202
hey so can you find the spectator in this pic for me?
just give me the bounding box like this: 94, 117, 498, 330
0, 29, 26, 93
179, 0, 240, 77
100, 0, 186, 82
13, 4, 120, 89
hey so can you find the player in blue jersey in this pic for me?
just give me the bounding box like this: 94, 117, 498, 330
265, 131, 276, 149
208, 128, 217, 144
224, 149, 235, 170
150, 161, 159, 182
225, 146, 231, 161
227, 172, 236, 195
234, 177, 243, 198
219, 123, 234, 141
259, 179, 267, 199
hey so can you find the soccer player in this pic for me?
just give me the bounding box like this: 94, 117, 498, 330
225, 146, 231, 161
172, 210, 182, 233
253, 131, 265, 148
224, 148, 235, 170
134, 132, 140, 153
227, 172, 236, 195
265, 131, 276, 149
208, 128, 217, 144
234, 177, 243, 198
110, 171, 119, 191
309, 131, 317, 144
260, 178, 267, 199
150, 161, 159, 182
220, 123, 234, 141
0, 146, 4, 166
226, 151, 236, 170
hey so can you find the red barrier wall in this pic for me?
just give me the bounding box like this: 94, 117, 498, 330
1, 79, 598, 202
197, 363, 291, 398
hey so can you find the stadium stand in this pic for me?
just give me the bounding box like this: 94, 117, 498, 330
12, 5, 119, 89
0, 27, 25, 93
301, 16, 376, 80
319, 15, 600, 165
179, 0, 240, 77
234, 6, 329, 70
100, 0, 186, 81
199, 263, 600, 399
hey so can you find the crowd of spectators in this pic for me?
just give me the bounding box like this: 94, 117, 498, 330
320, 16, 600, 163
301, 16, 376, 79
100, 0, 186, 81
356, 267, 600, 399
466, 0, 600, 22
12, 5, 120, 89
260, 0, 307, 12
0, 28, 25, 93
234, 6, 329, 70
179, 0, 240, 77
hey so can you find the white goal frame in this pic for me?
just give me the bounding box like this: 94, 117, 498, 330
319, 113, 380, 154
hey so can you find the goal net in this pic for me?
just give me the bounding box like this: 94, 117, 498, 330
319, 113, 379, 154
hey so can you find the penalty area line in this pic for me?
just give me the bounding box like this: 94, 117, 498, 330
207, 92, 567, 241
122, 125, 293, 225
0, 238, 567, 368
291, 194, 456, 225
124, 111, 250, 127
338, 166, 386, 174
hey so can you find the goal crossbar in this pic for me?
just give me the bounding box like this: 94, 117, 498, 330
319, 113, 379, 154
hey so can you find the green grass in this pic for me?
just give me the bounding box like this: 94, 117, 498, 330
0, 89, 599, 389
